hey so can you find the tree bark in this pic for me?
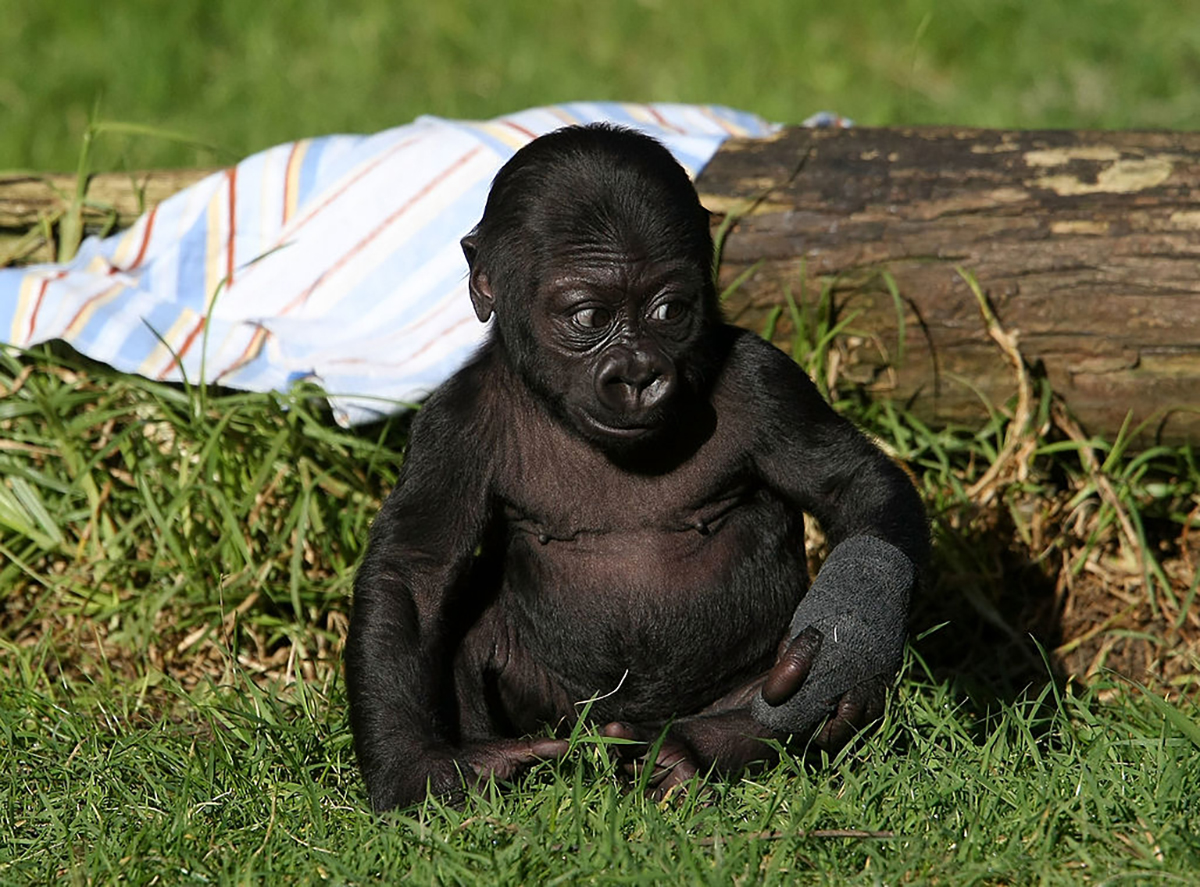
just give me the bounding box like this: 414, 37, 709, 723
4, 127, 1200, 443
0, 169, 210, 264
697, 127, 1200, 445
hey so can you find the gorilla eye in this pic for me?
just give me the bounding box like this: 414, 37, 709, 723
650, 301, 686, 322
571, 307, 613, 329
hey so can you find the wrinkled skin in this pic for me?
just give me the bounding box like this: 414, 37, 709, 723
344, 124, 929, 813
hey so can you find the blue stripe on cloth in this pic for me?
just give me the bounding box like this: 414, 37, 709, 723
296, 141, 326, 210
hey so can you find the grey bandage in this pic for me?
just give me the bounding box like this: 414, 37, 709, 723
751, 534, 915, 734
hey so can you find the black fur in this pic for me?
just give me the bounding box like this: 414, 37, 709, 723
345, 124, 929, 812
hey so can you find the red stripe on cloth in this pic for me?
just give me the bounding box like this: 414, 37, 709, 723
329, 312, 476, 368
26, 271, 67, 342
503, 119, 537, 140
128, 205, 158, 270
157, 315, 207, 380
280, 146, 483, 316
403, 314, 476, 364
645, 106, 685, 134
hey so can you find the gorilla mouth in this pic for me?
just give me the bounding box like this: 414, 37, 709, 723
576, 408, 661, 441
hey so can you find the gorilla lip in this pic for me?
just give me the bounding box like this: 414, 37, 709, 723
577, 410, 658, 440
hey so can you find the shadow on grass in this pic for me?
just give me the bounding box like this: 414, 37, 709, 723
912, 507, 1064, 703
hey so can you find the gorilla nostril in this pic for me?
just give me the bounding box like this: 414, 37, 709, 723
605, 380, 638, 411
595, 347, 675, 414
639, 373, 673, 410
602, 371, 666, 411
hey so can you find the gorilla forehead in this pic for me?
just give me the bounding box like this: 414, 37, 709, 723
539, 253, 706, 307
479, 124, 712, 263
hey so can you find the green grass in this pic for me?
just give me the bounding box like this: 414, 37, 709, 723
4, 4, 1200, 881
5, 627, 1200, 882
3, 0, 1199, 171
2, 308, 1199, 882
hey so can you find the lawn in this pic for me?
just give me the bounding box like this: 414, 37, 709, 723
4, 1, 1199, 171
3, 2, 1200, 883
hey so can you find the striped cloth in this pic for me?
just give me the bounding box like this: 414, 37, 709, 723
1, 103, 779, 425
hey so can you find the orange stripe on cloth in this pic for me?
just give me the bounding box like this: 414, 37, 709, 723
548, 106, 579, 127
282, 140, 310, 225
281, 133, 424, 240
699, 106, 745, 137
213, 324, 268, 382
203, 178, 226, 307
226, 166, 238, 287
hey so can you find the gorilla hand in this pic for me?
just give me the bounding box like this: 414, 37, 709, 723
752, 534, 915, 748
601, 721, 701, 800
600, 708, 787, 800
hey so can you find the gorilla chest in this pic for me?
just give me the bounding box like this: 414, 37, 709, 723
491, 439, 806, 710
496, 437, 762, 589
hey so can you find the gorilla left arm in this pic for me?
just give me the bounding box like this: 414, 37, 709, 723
739, 333, 929, 741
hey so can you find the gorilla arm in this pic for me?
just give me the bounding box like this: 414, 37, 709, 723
344, 381, 568, 813
742, 334, 929, 743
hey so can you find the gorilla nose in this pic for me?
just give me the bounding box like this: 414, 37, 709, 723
595, 346, 676, 414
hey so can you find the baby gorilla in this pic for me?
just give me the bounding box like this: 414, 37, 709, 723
345, 124, 929, 812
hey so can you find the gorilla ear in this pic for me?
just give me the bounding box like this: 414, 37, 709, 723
468, 269, 495, 323
461, 234, 495, 323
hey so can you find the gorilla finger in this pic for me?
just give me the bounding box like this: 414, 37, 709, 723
601, 721, 648, 762
653, 743, 695, 773
601, 721, 640, 742
762, 625, 824, 705
467, 737, 570, 781
631, 745, 698, 788
841, 678, 886, 727
815, 681, 886, 750
814, 711, 856, 751
648, 756, 701, 801
855, 684, 886, 726
613, 733, 695, 785
527, 737, 572, 761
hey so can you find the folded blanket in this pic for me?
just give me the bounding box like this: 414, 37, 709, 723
1, 103, 782, 425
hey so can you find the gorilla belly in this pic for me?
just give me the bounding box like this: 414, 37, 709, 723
500, 507, 807, 721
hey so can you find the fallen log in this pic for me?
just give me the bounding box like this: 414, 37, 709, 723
3, 126, 1199, 443
698, 127, 1200, 446
0, 168, 210, 263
